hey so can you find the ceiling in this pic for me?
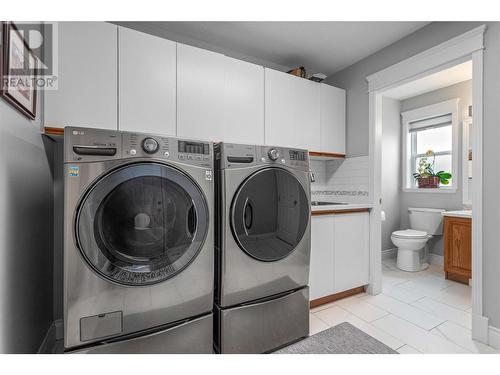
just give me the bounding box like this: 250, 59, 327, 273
383, 60, 473, 100
118, 22, 430, 77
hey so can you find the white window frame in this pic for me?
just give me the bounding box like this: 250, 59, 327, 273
401, 98, 459, 193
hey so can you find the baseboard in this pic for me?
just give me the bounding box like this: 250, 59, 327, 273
381, 248, 397, 260
429, 253, 444, 266
38, 321, 57, 354
54, 319, 63, 340
487, 324, 500, 349
472, 313, 489, 344
310, 286, 365, 308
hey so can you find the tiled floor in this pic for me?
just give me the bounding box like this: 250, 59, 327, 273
309, 258, 498, 354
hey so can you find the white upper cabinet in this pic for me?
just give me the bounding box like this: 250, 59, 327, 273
118, 27, 176, 136
320, 84, 346, 155
264, 68, 320, 151
45, 22, 118, 130
177, 43, 225, 141
223, 57, 264, 144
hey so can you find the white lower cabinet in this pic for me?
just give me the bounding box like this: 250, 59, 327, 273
309, 215, 335, 300
333, 212, 370, 293
309, 211, 370, 301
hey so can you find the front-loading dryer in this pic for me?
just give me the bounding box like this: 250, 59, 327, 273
63, 127, 214, 353
214, 143, 311, 353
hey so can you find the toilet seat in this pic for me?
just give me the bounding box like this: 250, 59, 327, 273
391, 229, 428, 240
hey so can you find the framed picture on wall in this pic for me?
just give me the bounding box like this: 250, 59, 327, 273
1, 21, 38, 120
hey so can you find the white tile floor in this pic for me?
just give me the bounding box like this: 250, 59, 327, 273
309, 258, 499, 354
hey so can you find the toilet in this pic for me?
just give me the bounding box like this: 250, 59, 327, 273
391, 207, 445, 272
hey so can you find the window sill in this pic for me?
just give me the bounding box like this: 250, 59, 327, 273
402, 187, 457, 194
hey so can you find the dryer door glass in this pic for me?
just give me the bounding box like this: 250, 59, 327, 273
231, 167, 309, 261
76, 162, 209, 285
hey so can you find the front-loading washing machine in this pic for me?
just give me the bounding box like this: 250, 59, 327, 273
63, 127, 214, 353
214, 143, 311, 353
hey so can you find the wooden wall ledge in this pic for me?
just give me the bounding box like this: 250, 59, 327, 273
309, 151, 346, 159
44, 126, 65, 136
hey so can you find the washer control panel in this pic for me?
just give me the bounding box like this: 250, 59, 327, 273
177, 140, 211, 163
122, 132, 212, 167
65, 127, 213, 167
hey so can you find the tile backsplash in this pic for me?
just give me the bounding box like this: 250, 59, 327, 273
310, 156, 370, 203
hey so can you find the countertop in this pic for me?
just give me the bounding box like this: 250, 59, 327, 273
311, 203, 373, 214
441, 210, 472, 219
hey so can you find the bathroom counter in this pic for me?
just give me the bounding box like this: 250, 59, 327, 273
442, 210, 472, 219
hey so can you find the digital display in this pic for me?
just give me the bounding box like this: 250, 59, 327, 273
178, 141, 209, 155
289, 150, 306, 161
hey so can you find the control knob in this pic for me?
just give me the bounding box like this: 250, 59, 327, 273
268, 148, 280, 161
142, 137, 159, 154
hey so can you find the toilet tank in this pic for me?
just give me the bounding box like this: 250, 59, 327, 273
408, 207, 445, 235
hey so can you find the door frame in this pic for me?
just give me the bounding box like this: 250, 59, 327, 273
365, 25, 487, 343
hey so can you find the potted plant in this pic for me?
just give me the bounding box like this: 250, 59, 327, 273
413, 150, 452, 188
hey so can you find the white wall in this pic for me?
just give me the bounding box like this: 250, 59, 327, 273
327, 21, 500, 328
381, 97, 401, 252
0, 89, 54, 351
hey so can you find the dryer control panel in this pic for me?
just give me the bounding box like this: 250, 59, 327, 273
217, 142, 309, 172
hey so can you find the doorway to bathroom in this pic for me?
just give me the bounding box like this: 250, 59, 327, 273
366, 26, 487, 346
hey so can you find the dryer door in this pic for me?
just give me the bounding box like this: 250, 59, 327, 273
76, 162, 209, 286
230, 167, 309, 262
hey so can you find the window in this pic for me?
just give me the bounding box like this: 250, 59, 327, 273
402, 99, 459, 192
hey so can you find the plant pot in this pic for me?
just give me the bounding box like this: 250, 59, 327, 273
417, 176, 440, 188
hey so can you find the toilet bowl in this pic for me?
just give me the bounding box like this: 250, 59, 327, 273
391, 230, 430, 272
391, 207, 444, 272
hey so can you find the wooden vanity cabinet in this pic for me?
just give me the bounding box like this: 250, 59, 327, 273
443, 216, 471, 284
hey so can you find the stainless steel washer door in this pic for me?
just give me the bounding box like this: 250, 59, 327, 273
230, 167, 309, 262
76, 162, 209, 286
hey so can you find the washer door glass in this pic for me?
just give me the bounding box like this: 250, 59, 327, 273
76, 163, 208, 286
231, 167, 309, 262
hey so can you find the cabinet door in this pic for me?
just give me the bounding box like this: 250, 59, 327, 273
309, 215, 335, 300
177, 43, 225, 141
320, 84, 346, 154
265, 69, 320, 150
118, 27, 176, 136
223, 57, 264, 144
444, 217, 472, 279
333, 212, 369, 293
45, 22, 117, 130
